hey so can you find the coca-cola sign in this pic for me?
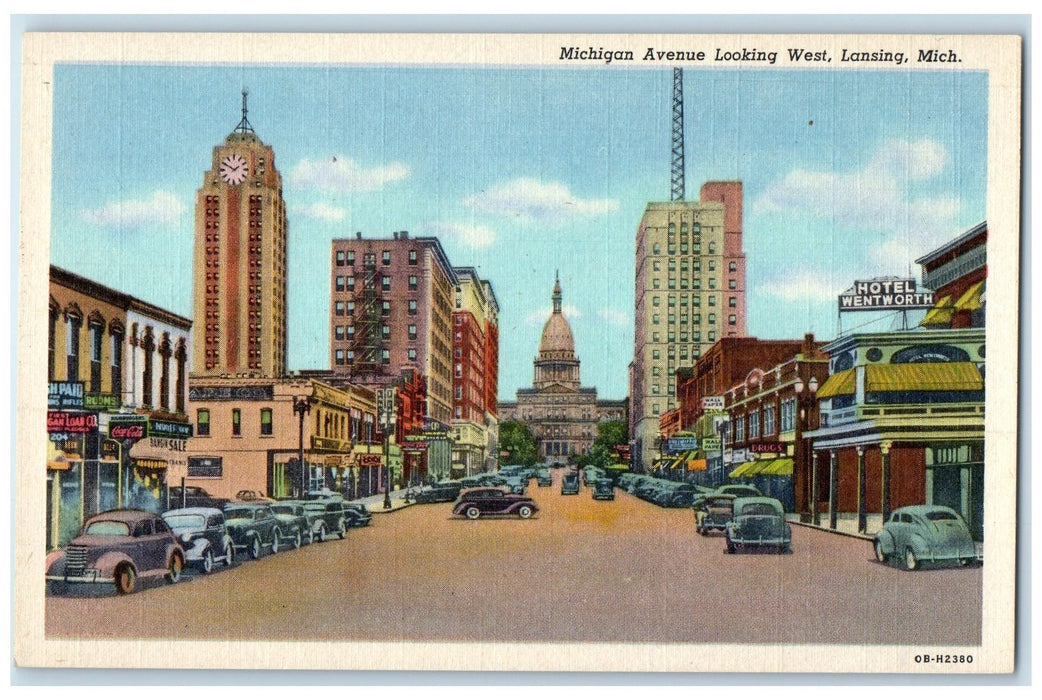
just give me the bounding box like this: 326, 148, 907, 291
47, 411, 97, 434
108, 418, 148, 441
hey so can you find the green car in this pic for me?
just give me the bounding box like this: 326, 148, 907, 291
873, 505, 980, 570
725, 497, 791, 554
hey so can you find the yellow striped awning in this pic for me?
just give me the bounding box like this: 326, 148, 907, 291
761, 458, 794, 476
920, 295, 954, 326
865, 362, 983, 392
729, 460, 759, 478
954, 281, 985, 312
816, 368, 856, 398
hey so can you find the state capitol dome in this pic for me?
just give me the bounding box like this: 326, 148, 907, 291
533, 274, 580, 391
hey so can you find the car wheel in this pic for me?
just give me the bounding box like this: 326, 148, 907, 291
200, 548, 214, 574
518, 505, 533, 519
249, 536, 261, 560
271, 529, 281, 554
317, 524, 327, 543
904, 547, 919, 571
338, 520, 347, 539
166, 552, 184, 583
726, 537, 736, 554
114, 563, 137, 595
874, 540, 888, 564
293, 530, 302, 549
223, 544, 234, 567
465, 506, 481, 520
306, 529, 314, 545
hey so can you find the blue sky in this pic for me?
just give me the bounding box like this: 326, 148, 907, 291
50, 64, 988, 400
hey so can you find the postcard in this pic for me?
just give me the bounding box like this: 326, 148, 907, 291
15, 31, 1021, 673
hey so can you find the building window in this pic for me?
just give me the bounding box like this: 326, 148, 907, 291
734, 414, 745, 442
455, 363, 462, 378
729, 279, 737, 290
382, 325, 391, 339
346, 276, 355, 291
382, 250, 391, 265
408, 348, 417, 361
88, 321, 103, 393
709, 295, 716, 307
197, 409, 210, 437
408, 324, 417, 340
335, 301, 345, 316
65, 313, 82, 382
408, 250, 418, 265
652, 296, 660, 307
260, 408, 273, 436
763, 405, 776, 436
336, 276, 345, 292
346, 350, 354, 363
749, 409, 760, 439
409, 275, 418, 290
335, 326, 345, 341
708, 331, 716, 341
382, 301, 391, 316
232, 408, 241, 436
347, 301, 355, 316
382, 275, 391, 291
708, 313, 715, 324
159, 335, 171, 412
346, 325, 355, 339
335, 349, 345, 365
729, 315, 737, 325
455, 386, 462, 400
729, 296, 737, 307
346, 251, 355, 265
408, 300, 418, 315
781, 398, 796, 432
336, 250, 345, 266
381, 349, 390, 365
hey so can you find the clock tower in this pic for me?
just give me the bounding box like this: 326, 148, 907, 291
192, 92, 288, 378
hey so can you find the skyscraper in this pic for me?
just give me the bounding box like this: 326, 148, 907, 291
629, 182, 747, 471
192, 93, 288, 378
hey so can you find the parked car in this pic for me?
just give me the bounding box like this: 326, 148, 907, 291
235, 489, 274, 502
873, 505, 980, 570
453, 487, 539, 520
503, 476, 527, 494
410, 481, 462, 504
46, 509, 186, 595
561, 471, 580, 495
168, 485, 229, 510
302, 499, 349, 541
536, 469, 552, 487
162, 507, 235, 573
695, 494, 736, 535
725, 497, 792, 554
222, 503, 282, 558
715, 484, 763, 499
592, 477, 615, 501
343, 502, 372, 527
268, 501, 311, 548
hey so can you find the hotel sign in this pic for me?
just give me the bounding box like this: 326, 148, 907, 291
839, 278, 934, 311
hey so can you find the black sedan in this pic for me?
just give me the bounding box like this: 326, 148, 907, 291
452, 487, 539, 520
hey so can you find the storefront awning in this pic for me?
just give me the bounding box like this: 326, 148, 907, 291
761, 458, 794, 476
817, 368, 856, 398
729, 460, 759, 478
920, 295, 954, 326
954, 281, 985, 312
865, 362, 983, 392
686, 457, 707, 472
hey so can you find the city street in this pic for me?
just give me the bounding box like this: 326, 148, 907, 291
46, 474, 982, 645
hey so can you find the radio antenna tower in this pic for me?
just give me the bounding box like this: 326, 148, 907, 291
670, 67, 685, 202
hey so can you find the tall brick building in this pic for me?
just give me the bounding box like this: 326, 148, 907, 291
192, 93, 288, 378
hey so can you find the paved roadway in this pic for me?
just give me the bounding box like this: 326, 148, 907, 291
46, 472, 982, 645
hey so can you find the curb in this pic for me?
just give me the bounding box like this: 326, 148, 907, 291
788, 518, 875, 542
368, 500, 414, 514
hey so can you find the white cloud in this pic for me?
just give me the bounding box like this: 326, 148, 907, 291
463, 177, 619, 223
292, 202, 348, 222
759, 270, 843, 303
753, 138, 961, 235
525, 304, 581, 325
421, 221, 496, 249
598, 308, 630, 326
288, 155, 409, 193
80, 190, 185, 228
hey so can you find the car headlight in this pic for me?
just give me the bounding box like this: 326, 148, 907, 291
181, 533, 193, 544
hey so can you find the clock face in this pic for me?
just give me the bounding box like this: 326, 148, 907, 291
219, 154, 249, 185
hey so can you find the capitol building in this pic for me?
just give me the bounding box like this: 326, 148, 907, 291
498, 276, 627, 461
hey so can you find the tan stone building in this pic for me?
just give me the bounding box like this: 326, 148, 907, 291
499, 276, 627, 461
185, 377, 377, 500
192, 94, 288, 378
630, 182, 747, 471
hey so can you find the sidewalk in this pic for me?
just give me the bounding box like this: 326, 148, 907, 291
358, 489, 414, 513
787, 514, 877, 541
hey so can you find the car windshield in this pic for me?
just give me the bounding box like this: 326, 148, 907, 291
270, 505, 296, 515
83, 520, 131, 537
740, 503, 779, 516
224, 508, 252, 520
164, 514, 206, 529
925, 510, 959, 521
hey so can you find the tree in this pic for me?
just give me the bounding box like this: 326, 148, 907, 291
498, 420, 539, 467
585, 420, 629, 469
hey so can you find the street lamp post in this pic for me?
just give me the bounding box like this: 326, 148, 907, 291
293, 396, 311, 499
794, 375, 819, 522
